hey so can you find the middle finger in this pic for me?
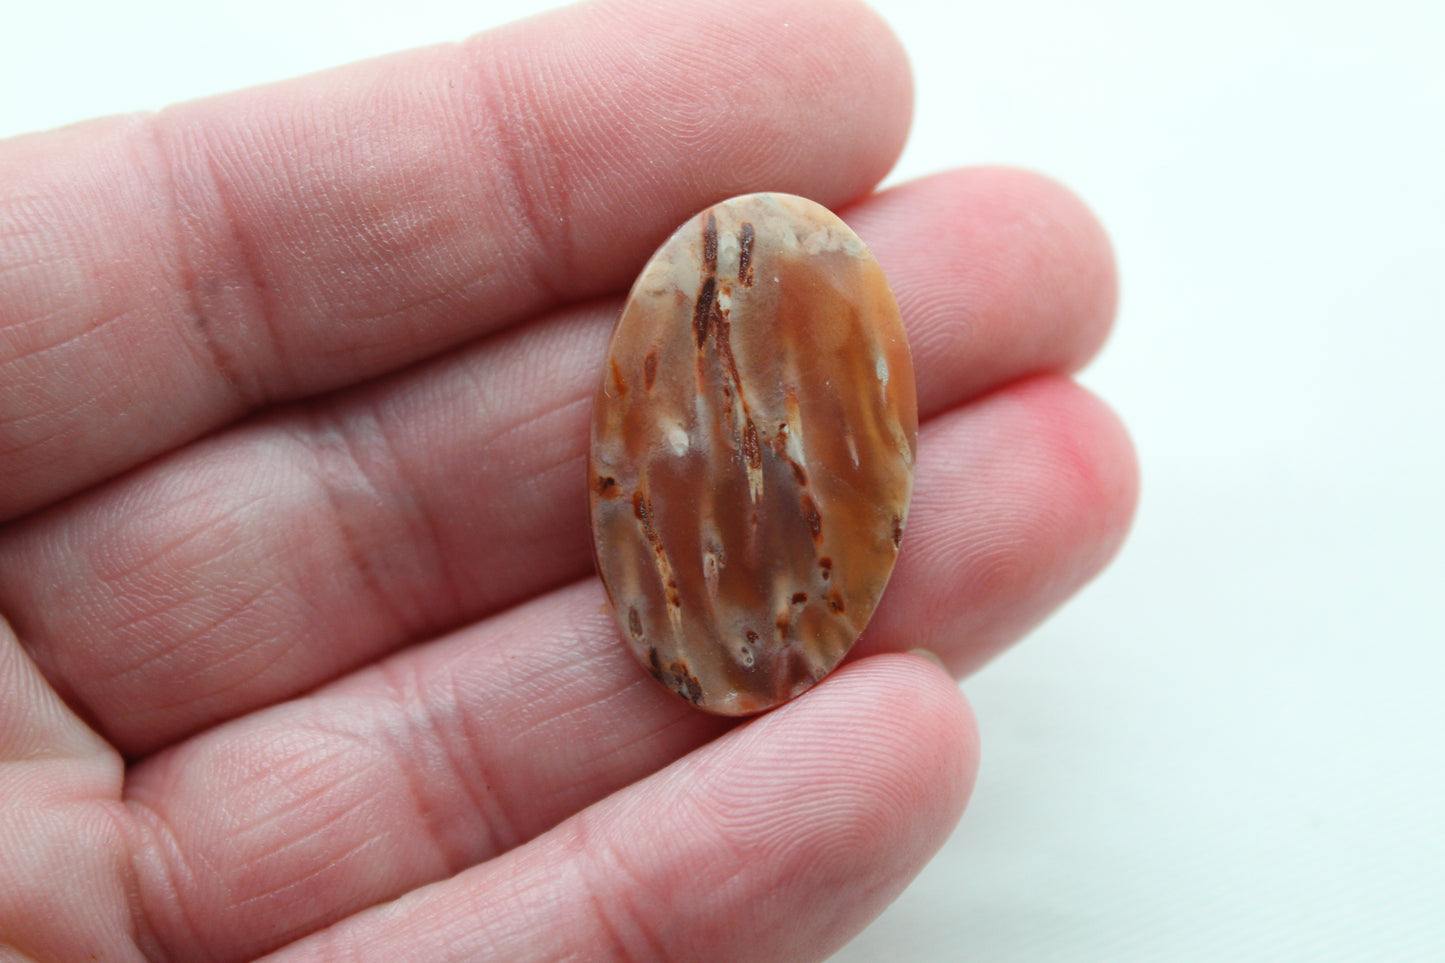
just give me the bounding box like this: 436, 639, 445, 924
0, 167, 1115, 756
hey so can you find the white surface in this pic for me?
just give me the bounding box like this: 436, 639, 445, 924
4, 1, 1444, 959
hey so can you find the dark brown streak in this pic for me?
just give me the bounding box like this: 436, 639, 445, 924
671, 663, 704, 704
703, 212, 718, 272
702, 258, 768, 515
712, 298, 763, 464
644, 350, 659, 391
743, 420, 762, 473
693, 277, 716, 347
738, 222, 755, 286
800, 493, 823, 543
632, 490, 655, 537
633, 491, 680, 609
713, 298, 749, 412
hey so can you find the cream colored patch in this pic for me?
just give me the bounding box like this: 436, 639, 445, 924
664, 424, 690, 456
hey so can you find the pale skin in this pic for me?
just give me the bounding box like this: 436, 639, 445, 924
0, 0, 1138, 960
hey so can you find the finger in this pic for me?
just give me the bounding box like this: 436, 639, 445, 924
166, 655, 974, 963
278, 655, 975, 963
0, 618, 130, 962
0, 166, 1119, 756
0, 0, 911, 521
0, 617, 101, 762
120, 377, 1130, 960
858, 376, 1139, 675
860, 166, 1118, 412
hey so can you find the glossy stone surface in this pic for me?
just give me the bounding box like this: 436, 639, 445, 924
589, 193, 916, 713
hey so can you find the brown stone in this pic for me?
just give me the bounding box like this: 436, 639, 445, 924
589, 193, 916, 713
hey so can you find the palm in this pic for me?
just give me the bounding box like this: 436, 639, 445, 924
0, 1, 1135, 960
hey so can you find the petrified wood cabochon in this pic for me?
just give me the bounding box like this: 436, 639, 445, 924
589, 193, 917, 714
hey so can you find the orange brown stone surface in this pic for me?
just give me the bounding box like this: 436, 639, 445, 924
589, 193, 917, 713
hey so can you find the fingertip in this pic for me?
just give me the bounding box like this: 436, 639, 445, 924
860, 374, 1138, 674
482, 0, 915, 209
997, 166, 1121, 367
666, 0, 916, 202
1075, 381, 1140, 552
811, 0, 917, 197
845, 166, 1119, 416
652, 653, 979, 960
917, 165, 1119, 338
1004, 376, 1140, 574
733, 653, 980, 869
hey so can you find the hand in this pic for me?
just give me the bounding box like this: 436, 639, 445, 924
0, 1, 1136, 959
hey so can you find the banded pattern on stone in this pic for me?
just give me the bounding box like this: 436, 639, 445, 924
589, 193, 916, 714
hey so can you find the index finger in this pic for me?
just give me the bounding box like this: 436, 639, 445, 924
0, 0, 911, 521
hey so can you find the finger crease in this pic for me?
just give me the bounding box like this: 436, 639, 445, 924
299, 402, 467, 638
121, 797, 205, 963
437, 668, 520, 857
375, 657, 513, 874
467, 42, 575, 308
569, 814, 673, 963
143, 114, 267, 411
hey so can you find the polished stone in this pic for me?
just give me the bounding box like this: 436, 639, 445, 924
589, 193, 916, 713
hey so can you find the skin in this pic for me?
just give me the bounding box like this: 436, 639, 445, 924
0, 0, 1138, 960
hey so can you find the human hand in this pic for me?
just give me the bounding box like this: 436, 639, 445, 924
0, 1, 1137, 959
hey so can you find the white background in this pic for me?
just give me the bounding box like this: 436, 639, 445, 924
4, 1, 1443, 959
